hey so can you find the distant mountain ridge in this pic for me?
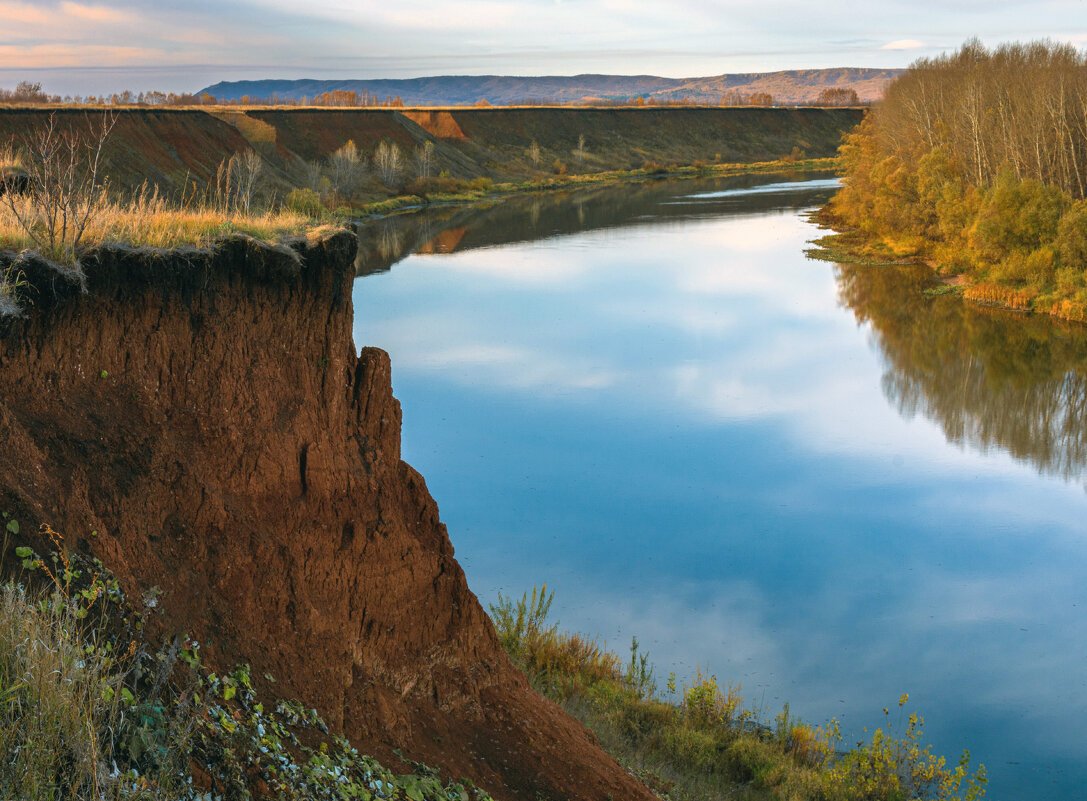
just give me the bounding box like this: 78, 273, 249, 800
199, 68, 901, 106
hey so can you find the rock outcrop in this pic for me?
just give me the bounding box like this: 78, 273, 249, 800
0, 232, 654, 801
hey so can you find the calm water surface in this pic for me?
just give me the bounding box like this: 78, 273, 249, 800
352, 175, 1087, 801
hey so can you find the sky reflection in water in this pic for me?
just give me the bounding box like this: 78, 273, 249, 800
352, 177, 1087, 801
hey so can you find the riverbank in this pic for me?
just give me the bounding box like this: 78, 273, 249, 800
0, 106, 860, 200
350, 156, 840, 220
820, 42, 1087, 326
0, 155, 836, 278
805, 210, 1087, 325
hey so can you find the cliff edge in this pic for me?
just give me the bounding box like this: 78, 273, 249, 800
0, 232, 654, 801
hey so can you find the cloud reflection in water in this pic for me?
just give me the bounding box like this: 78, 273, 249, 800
353, 177, 1087, 800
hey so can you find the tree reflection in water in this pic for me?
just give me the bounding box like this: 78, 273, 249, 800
836, 260, 1087, 483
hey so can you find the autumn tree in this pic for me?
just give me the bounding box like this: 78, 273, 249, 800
329, 140, 366, 198
829, 39, 1087, 320
374, 140, 402, 186
816, 88, 860, 106
414, 140, 436, 180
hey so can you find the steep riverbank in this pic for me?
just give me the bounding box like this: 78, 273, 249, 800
0, 106, 860, 200
0, 232, 656, 801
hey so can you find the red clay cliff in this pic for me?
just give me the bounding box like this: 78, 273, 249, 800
0, 232, 655, 801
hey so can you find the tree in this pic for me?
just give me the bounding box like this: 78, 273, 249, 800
414, 140, 436, 180
1, 112, 115, 266
574, 133, 588, 163
527, 139, 542, 168
817, 87, 860, 106
374, 140, 402, 186
329, 140, 365, 198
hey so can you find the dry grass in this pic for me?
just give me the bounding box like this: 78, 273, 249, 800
0, 583, 129, 799
0, 143, 20, 171
0, 189, 310, 255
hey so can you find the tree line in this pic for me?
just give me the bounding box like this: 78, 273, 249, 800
0, 81, 865, 109
0, 82, 409, 108
830, 39, 1087, 322
874, 40, 1086, 196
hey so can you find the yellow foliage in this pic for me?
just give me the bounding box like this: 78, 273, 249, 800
963, 282, 1035, 310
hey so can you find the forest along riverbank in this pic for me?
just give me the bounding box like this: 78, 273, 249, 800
353, 173, 1087, 801
820, 41, 1087, 324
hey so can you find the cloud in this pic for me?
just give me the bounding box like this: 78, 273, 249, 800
881, 38, 926, 50
59, 1, 131, 23
0, 44, 161, 68
9, 0, 1085, 99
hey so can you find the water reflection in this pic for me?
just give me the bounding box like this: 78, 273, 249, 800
354, 171, 837, 276
837, 261, 1087, 483
352, 175, 1087, 801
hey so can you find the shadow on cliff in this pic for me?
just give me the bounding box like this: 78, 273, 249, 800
0, 232, 654, 801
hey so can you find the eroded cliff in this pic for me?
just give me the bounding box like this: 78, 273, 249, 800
0, 233, 654, 801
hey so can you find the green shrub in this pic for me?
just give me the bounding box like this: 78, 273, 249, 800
1057, 200, 1087, 272
285, 187, 325, 217
821, 696, 987, 801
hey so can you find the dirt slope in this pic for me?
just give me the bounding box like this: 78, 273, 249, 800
0, 106, 861, 195
0, 233, 655, 801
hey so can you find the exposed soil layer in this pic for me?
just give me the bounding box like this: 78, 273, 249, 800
0, 233, 655, 801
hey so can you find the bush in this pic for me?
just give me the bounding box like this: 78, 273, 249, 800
971, 172, 1068, 262
285, 187, 325, 217
1057, 200, 1087, 272
821, 696, 987, 801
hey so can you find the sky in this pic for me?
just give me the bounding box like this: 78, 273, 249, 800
0, 0, 1084, 95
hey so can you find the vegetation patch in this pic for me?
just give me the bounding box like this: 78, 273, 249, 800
490, 586, 986, 801
0, 517, 496, 801
826, 39, 1087, 323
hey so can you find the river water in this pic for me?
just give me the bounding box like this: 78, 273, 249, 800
352, 175, 1087, 800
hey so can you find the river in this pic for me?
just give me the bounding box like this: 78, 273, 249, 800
353, 174, 1087, 800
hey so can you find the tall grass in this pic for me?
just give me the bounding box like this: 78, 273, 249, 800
0, 582, 182, 800
0, 143, 20, 171
0, 186, 310, 257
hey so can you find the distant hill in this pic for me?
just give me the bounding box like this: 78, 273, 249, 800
199, 69, 901, 106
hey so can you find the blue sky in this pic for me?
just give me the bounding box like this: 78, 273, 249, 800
0, 0, 1084, 94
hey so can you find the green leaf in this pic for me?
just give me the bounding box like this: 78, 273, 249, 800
5, 520, 19, 535
223, 685, 236, 701
120, 687, 135, 706
14, 546, 32, 558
